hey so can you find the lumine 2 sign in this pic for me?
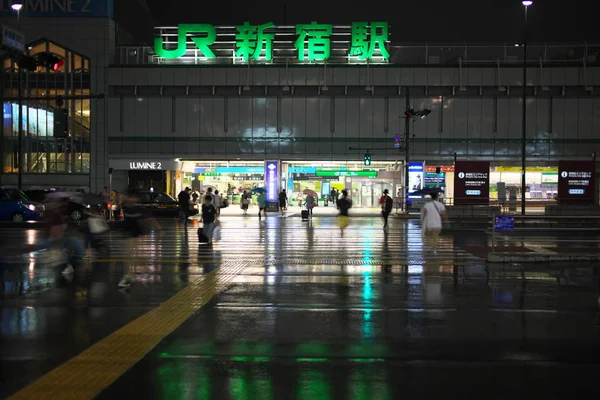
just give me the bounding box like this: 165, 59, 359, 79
155, 22, 390, 62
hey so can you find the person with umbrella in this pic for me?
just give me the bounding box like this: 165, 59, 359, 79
303, 188, 318, 219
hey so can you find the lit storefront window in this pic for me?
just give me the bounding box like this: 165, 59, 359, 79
2, 40, 91, 174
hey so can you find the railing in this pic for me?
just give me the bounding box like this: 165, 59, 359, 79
115, 43, 600, 66
490, 215, 600, 253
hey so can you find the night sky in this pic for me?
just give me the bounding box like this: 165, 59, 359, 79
139, 0, 596, 43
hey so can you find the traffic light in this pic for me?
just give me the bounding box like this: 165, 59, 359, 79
405, 108, 431, 119
16, 54, 36, 71
364, 151, 371, 166
36, 52, 63, 71
15, 52, 64, 72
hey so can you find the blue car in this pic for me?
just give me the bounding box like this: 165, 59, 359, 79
0, 187, 43, 222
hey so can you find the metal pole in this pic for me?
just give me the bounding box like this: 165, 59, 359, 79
404, 88, 410, 214
17, 68, 23, 190
521, 5, 528, 215
492, 214, 495, 252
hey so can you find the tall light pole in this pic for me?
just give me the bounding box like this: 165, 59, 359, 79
11, 2, 24, 189
521, 0, 532, 215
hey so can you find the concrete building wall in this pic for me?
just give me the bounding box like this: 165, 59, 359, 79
106, 65, 600, 166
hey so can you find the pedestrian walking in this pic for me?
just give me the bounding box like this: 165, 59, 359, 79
44, 193, 85, 276
200, 195, 218, 244
304, 194, 316, 218
178, 187, 191, 226
279, 189, 288, 213
241, 190, 250, 214
213, 190, 222, 215
257, 191, 267, 220
206, 187, 215, 204
379, 189, 394, 229
336, 189, 352, 236
420, 192, 447, 254
118, 195, 157, 288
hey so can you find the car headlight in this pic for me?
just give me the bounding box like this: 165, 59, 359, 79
28, 204, 36, 211
85, 204, 91, 208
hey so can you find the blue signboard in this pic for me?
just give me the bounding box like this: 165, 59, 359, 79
265, 161, 279, 202
494, 216, 514, 232
0, 0, 113, 17
288, 166, 316, 174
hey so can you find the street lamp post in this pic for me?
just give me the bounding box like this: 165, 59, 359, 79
11, 2, 24, 190
521, 0, 532, 215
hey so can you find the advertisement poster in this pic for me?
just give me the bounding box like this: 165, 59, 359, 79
454, 161, 490, 205
558, 160, 595, 204
424, 172, 445, 188
408, 162, 424, 194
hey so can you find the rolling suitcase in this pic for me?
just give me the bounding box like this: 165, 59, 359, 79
198, 229, 209, 243
301, 210, 309, 221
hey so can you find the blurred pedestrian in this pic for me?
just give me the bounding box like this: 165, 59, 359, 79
379, 189, 394, 230
304, 194, 315, 218
213, 190, 222, 215
257, 191, 267, 220
336, 189, 352, 236
118, 195, 157, 288
200, 195, 217, 244
241, 190, 250, 214
421, 192, 447, 254
178, 187, 191, 226
44, 193, 85, 276
279, 189, 288, 213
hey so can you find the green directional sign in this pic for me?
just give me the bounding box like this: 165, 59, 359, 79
316, 170, 377, 177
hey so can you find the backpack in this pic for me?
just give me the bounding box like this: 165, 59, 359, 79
384, 196, 394, 212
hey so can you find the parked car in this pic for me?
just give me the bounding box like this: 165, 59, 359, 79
130, 191, 199, 218
0, 187, 43, 222
24, 190, 107, 221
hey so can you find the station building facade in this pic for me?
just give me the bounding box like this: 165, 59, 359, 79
1, 4, 600, 204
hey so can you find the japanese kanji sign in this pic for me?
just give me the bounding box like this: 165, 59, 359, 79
154, 22, 390, 63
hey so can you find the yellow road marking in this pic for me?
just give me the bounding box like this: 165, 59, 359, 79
9, 263, 246, 400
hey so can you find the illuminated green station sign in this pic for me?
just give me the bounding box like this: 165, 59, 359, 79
154, 22, 390, 63
316, 170, 378, 177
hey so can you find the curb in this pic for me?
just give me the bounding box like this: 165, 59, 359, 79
488, 252, 600, 263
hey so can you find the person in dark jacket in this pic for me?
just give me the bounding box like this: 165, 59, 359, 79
178, 187, 191, 226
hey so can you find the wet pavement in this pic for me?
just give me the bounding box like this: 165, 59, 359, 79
1, 215, 600, 398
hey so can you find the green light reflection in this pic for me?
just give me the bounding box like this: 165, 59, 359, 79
297, 369, 332, 400
228, 366, 273, 400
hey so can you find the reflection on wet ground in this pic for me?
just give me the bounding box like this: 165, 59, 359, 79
2, 216, 600, 398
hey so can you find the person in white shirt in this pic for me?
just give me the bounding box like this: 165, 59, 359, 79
213, 189, 222, 215
421, 192, 446, 254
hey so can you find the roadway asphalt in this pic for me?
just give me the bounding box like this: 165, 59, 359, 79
2, 215, 600, 398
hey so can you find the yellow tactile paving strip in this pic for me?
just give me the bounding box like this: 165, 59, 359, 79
9, 263, 246, 400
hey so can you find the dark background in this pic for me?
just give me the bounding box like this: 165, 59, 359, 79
115, 0, 599, 44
